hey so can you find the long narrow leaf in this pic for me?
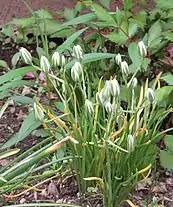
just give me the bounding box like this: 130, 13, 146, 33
0, 66, 35, 85
0, 111, 41, 150
56, 28, 87, 53
66, 53, 116, 69
0, 80, 35, 92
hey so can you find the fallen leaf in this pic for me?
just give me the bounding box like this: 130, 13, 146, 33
48, 180, 59, 198
22, 86, 31, 95
0, 159, 9, 166
152, 183, 167, 194
166, 178, 173, 187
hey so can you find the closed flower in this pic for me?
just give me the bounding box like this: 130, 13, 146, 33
120, 61, 129, 76
115, 53, 122, 65
110, 78, 120, 97
138, 41, 147, 57
73, 45, 83, 61
40, 56, 50, 73
33, 103, 45, 121
19, 47, 32, 65
85, 99, 94, 115
147, 88, 155, 103
52, 51, 60, 67
71, 61, 82, 82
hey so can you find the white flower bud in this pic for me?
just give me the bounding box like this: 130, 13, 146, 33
52, 51, 60, 67
127, 134, 135, 153
33, 103, 45, 121
115, 53, 122, 65
85, 99, 94, 115
138, 41, 147, 57
40, 56, 50, 73
61, 55, 66, 67
147, 88, 155, 103
121, 61, 129, 76
71, 61, 82, 82
110, 78, 120, 97
104, 101, 112, 113
19, 47, 32, 65
97, 88, 110, 105
127, 77, 138, 89
73, 45, 83, 61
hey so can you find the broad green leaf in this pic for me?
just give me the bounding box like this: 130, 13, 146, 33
128, 42, 141, 67
1, 24, 13, 37
0, 149, 20, 160
128, 21, 138, 37
0, 110, 41, 149
34, 9, 53, 19
50, 13, 96, 35
161, 73, 173, 85
156, 0, 173, 10
148, 21, 162, 47
0, 60, 8, 69
90, 3, 116, 23
123, 0, 135, 11
83, 53, 116, 64
93, 22, 115, 28
54, 102, 65, 112
160, 150, 173, 171
106, 31, 128, 45
50, 28, 74, 38
38, 19, 61, 34
132, 11, 147, 28
9, 17, 35, 27
100, 0, 110, 9
64, 8, 76, 21
63, 13, 96, 26
115, 8, 124, 25
142, 58, 151, 71
164, 135, 173, 152
11, 95, 35, 104
155, 86, 173, 103
165, 32, 173, 41
0, 90, 10, 99
66, 53, 116, 69
33, 129, 49, 138
0, 80, 35, 92
56, 28, 87, 53
0, 66, 36, 85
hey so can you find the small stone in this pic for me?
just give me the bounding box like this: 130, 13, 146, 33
56, 198, 63, 203
19, 198, 26, 204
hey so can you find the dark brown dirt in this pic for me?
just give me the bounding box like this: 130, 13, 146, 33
0, 0, 156, 27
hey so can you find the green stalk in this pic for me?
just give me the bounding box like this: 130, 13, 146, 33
0, 137, 78, 187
